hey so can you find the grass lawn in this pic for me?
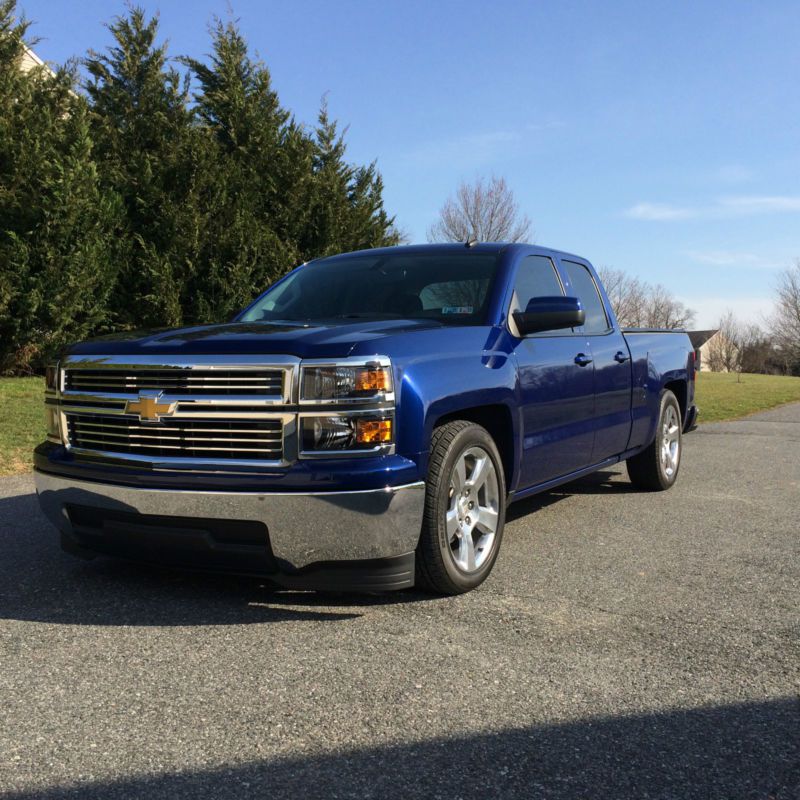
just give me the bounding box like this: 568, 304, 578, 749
694, 371, 800, 423
0, 371, 799, 477
0, 377, 44, 476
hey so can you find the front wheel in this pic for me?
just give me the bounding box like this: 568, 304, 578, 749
416, 420, 506, 595
626, 389, 683, 491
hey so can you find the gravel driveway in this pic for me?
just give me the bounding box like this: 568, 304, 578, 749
1, 404, 798, 798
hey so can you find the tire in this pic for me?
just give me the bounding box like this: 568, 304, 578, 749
626, 389, 683, 491
416, 420, 506, 595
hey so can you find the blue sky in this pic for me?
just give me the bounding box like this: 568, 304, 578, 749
20, 0, 800, 327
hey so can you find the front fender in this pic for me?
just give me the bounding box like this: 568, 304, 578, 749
375, 326, 520, 481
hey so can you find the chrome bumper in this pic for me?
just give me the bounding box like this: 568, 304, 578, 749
34, 471, 425, 570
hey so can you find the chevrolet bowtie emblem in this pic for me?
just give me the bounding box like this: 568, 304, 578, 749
125, 391, 177, 423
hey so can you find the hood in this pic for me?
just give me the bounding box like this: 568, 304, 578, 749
66, 319, 446, 359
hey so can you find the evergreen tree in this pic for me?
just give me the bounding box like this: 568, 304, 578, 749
0, 0, 122, 373
84, 6, 203, 328
183, 18, 313, 319
0, 3, 404, 373
303, 100, 401, 258
184, 22, 399, 317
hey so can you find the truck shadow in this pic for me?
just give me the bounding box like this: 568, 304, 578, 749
0, 490, 437, 627
5, 697, 798, 799
0, 470, 636, 627
507, 468, 635, 522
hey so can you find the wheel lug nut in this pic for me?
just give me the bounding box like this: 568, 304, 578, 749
465, 516, 471, 525
468, 501, 474, 509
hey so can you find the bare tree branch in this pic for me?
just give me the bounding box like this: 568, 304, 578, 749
705, 311, 781, 375
770, 260, 800, 373
597, 266, 695, 329
427, 176, 533, 243
706, 310, 742, 373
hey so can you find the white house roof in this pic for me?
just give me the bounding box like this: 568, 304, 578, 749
20, 45, 55, 76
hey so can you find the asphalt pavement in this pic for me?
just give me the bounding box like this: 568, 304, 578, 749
1, 404, 798, 799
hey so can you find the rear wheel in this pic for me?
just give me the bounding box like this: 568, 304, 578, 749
416, 421, 506, 595
626, 389, 682, 491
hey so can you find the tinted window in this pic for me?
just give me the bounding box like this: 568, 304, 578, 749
240, 252, 498, 325
513, 255, 563, 308
562, 261, 609, 333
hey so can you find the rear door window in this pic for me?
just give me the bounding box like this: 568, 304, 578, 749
562, 260, 610, 334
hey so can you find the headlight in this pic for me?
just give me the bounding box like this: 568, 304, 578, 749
300, 361, 393, 403
45, 363, 60, 392
301, 414, 393, 453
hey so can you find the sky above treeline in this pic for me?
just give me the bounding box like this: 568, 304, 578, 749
20, 0, 800, 328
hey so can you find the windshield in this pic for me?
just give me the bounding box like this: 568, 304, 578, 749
239, 251, 499, 325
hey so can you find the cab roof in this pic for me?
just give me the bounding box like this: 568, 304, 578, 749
316, 242, 590, 264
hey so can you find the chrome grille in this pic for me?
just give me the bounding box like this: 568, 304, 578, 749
64, 368, 285, 397
67, 414, 283, 461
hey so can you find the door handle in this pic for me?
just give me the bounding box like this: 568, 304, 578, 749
614, 350, 630, 363
574, 353, 593, 367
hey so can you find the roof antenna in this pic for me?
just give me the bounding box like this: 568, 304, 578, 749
465, 237, 478, 248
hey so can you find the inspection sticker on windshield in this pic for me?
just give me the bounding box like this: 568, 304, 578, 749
442, 306, 473, 314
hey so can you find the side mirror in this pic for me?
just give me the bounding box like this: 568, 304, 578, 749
513, 296, 585, 336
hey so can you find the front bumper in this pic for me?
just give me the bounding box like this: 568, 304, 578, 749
35, 470, 425, 590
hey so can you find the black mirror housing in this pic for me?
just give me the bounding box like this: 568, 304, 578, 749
513, 296, 585, 336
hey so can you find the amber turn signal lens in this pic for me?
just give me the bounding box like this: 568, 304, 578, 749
355, 418, 393, 444
355, 368, 391, 393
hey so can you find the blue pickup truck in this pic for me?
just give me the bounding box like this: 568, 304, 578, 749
35, 243, 697, 594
